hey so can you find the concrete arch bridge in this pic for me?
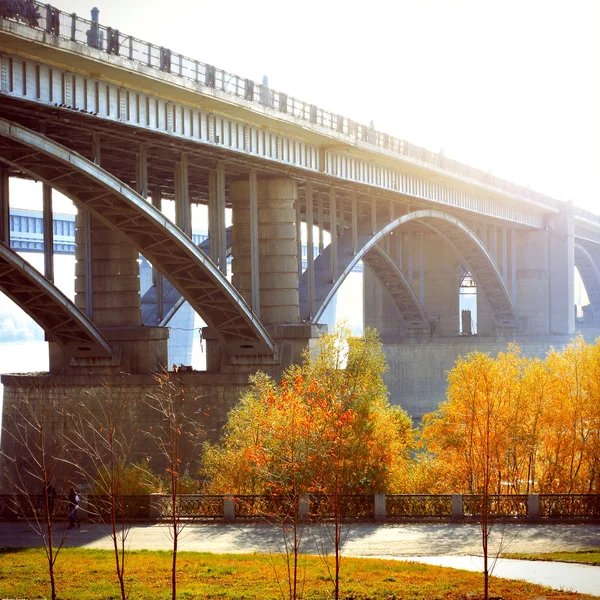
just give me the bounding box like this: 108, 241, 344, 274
1, 1, 599, 427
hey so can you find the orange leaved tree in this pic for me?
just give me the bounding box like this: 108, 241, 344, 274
202, 327, 413, 599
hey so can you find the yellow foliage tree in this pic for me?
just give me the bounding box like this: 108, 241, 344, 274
415, 337, 600, 496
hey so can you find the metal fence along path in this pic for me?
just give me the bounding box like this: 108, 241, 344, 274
1, 493, 599, 523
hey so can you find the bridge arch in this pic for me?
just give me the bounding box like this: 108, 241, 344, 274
0, 243, 112, 358
142, 228, 233, 327
300, 209, 517, 331
0, 118, 273, 356
574, 243, 600, 322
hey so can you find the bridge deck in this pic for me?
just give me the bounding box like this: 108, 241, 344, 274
2, 3, 595, 235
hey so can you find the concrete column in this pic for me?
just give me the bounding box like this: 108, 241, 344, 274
248, 170, 260, 316
175, 153, 191, 238
136, 143, 148, 200
422, 232, 460, 336
374, 493, 386, 522
548, 201, 575, 334
510, 228, 517, 306
501, 227, 508, 282
75, 217, 142, 327
231, 177, 299, 325
329, 188, 337, 282
306, 182, 315, 318
371, 196, 377, 234
490, 225, 498, 261
296, 190, 302, 277
419, 231, 425, 305
527, 493, 540, 521
224, 495, 235, 522
451, 494, 463, 520
352, 193, 358, 255
208, 162, 227, 275
0, 166, 9, 245
514, 229, 550, 335
407, 232, 413, 285
42, 184, 54, 282
318, 194, 324, 253
151, 188, 164, 322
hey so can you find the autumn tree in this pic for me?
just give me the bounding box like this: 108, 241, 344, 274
537, 338, 600, 493
203, 328, 412, 496
202, 327, 413, 599
419, 346, 526, 600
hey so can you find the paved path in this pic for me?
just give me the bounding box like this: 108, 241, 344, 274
391, 556, 600, 596
2, 522, 600, 595
2, 522, 600, 555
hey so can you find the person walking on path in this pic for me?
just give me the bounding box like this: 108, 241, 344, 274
67, 487, 79, 529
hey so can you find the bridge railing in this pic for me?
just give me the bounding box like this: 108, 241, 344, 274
0, 1, 560, 209
2, 492, 600, 522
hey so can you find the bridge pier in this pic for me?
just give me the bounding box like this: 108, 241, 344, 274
548, 201, 575, 335
231, 176, 299, 325
49, 214, 169, 374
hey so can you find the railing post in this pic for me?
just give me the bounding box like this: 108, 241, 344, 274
374, 494, 386, 522
451, 494, 463, 521
527, 493, 540, 521
149, 493, 163, 521
298, 493, 310, 522
70, 13, 77, 41
223, 495, 235, 522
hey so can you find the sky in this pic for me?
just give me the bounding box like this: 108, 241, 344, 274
43, 0, 600, 213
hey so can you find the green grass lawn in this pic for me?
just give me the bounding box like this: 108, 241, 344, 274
0, 548, 596, 599
505, 549, 600, 566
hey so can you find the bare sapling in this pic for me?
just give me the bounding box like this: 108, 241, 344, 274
145, 370, 204, 600
64, 385, 136, 600
1, 385, 76, 600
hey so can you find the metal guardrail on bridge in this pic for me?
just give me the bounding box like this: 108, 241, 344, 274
0, 0, 561, 209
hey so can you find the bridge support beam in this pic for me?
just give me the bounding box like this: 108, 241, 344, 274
42, 184, 54, 282
363, 264, 405, 340
0, 166, 8, 246
198, 176, 324, 374
209, 163, 227, 275
231, 177, 299, 326
548, 201, 575, 335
